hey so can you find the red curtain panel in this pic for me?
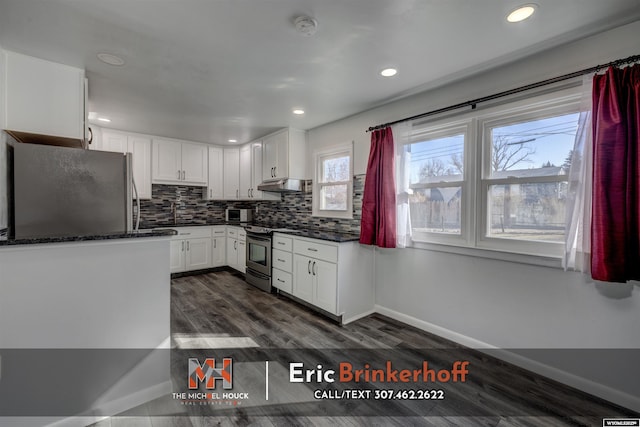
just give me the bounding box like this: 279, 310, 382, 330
591, 64, 640, 282
360, 127, 397, 248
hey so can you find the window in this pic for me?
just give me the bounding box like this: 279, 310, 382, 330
404, 89, 581, 259
312, 143, 353, 219
406, 121, 471, 245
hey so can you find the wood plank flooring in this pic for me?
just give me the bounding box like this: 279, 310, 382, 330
96, 270, 638, 427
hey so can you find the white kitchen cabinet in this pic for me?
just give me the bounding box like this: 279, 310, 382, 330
272, 233, 293, 293
170, 227, 213, 273
239, 144, 252, 199
226, 226, 246, 273
152, 138, 207, 186
205, 146, 224, 200
293, 254, 337, 314
290, 235, 375, 323
100, 130, 152, 199
3, 50, 85, 140
223, 148, 240, 199
211, 226, 226, 267
262, 128, 307, 182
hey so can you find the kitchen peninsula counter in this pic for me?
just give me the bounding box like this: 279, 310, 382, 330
0, 228, 176, 246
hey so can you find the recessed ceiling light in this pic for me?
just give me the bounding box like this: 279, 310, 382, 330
97, 53, 125, 66
380, 68, 398, 77
293, 109, 305, 115
228, 139, 237, 143
507, 4, 537, 23
97, 117, 111, 123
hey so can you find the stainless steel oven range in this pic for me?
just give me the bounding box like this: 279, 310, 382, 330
244, 226, 274, 292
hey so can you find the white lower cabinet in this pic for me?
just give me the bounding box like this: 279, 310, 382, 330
170, 227, 213, 273
226, 226, 246, 273
211, 226, 226, 267
290, 235, 375, 323
293, 254, 337, 314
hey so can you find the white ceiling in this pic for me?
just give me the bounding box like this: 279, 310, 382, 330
1, 1, 639, 145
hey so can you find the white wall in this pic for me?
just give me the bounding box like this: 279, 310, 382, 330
0, 48, 7, 230
308, 20, 640, 410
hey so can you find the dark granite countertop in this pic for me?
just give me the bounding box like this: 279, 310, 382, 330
270, 228, 360, 243
139, 222, 361, 243
0, 228, 177, 247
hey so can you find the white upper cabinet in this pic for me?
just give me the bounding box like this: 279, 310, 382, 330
262, 128, 307, 182
205, 146, 224, 200
152, 138, 207, 186
223, 147, 240, 199
3, 50, 85, 140
99, 130, 152, 199
239, 144, 252, 199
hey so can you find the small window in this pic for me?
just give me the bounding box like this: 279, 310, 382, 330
312, 144, 353, 219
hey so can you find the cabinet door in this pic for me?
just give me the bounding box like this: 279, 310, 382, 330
226, 237, 237, 269
262, 135, 278, 182
170, 239, 186, 273
223, 148, 240, 199
5, 51, 85, 139
273, 131, 288, 179
181, 142, 207, 185
239, 144, 252, 199
101, 131, 128, 153
212, 236, 226, 267
237, 240, 246, 273
293, 254, 314, 303
185, 238, 212, 270
206, 146, 224, 200
313, 259, 338, 314
152, 139, 182, 183
128, 136, 152, 199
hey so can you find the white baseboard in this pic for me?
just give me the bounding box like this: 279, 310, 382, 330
342, 308, 376, 325
374, 305, 640, 413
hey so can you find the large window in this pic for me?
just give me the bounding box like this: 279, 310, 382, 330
405, 90, 581, 258
312, 143, 353, 219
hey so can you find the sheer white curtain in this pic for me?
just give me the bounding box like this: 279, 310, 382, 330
563, 75, 593, 272
393, 122, 412, 248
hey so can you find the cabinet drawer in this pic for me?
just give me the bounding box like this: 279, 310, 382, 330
272, 268, 292, 294
294, 239, 337, 263
175, 226, 211, 239
272, 249, 292, 272
273, 234, 293, 252
238, 229, 246, 241
227, 227, 238, 238
212, 227, 226, 237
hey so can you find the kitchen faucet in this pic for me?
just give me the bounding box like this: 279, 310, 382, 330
171, 202, 178, 225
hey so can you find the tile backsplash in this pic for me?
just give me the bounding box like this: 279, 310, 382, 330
138, 174, 364, 234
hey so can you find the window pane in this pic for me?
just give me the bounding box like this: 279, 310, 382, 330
322, 155, 350, 183
409, 187, 462, 235
409, 134, 464, 185
487, 182, 567, 242
320, 184, 348, 211
489, 113, 579, 178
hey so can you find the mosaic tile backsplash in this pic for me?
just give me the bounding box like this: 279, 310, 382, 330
138, 175, 364, 234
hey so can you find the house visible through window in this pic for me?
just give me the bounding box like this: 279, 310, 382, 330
313, 144, 353, 219
403, 89, 582, 258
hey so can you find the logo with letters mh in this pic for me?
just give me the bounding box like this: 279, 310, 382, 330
188, 358, 233, 389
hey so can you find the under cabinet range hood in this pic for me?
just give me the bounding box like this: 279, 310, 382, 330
257, 178, 307, 193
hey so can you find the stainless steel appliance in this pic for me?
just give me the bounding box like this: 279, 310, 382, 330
7, 141, 133, 239
245, 225, 278, 292
226, 208, 253, 223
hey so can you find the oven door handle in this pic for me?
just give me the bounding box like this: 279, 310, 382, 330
247, 235, 271, 243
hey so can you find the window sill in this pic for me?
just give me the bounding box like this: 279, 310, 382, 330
409, 240, 563, 269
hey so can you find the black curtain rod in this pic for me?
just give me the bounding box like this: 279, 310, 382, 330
366, 53, 640, 132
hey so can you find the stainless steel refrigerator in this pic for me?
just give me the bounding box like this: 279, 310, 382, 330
8, 142, 133, 239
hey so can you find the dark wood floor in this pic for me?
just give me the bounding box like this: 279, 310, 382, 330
98, 270, 639, 427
